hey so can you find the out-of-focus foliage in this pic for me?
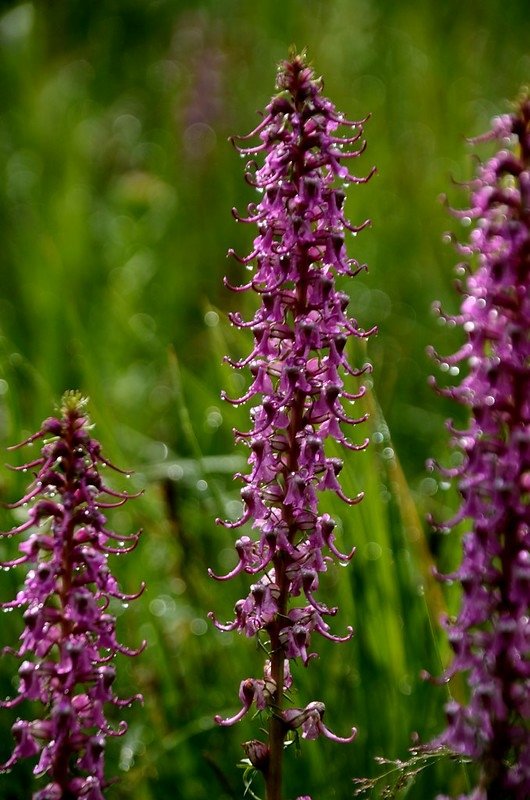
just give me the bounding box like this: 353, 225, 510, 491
0, 0, 527, 797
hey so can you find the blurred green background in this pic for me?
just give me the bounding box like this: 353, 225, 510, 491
0, 0, 528, 798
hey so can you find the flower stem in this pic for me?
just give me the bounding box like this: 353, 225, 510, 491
267, 579, 286, 800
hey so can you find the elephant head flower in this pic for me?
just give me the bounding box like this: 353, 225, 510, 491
0, 391, 144, 799
210, 52, 375, 800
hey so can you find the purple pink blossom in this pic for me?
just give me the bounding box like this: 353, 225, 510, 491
428, 97, 530, 799
0, 391, 144, 799
210, 52, 374, 799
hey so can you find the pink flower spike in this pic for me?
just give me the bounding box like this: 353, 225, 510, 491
0, 391, 144, 796
425, 96, 530, 799
210, 52, 374, 799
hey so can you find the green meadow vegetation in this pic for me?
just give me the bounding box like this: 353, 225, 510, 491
0, 1, 528, 797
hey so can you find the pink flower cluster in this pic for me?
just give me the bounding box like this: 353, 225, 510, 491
210, 52, 374, 795
0, 392, 144, 800
429, 98, 530, 799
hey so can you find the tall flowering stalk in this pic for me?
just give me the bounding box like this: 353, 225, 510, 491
0, 392, 144, 800
210, 53, 375, 800
428, 97, 530, 799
